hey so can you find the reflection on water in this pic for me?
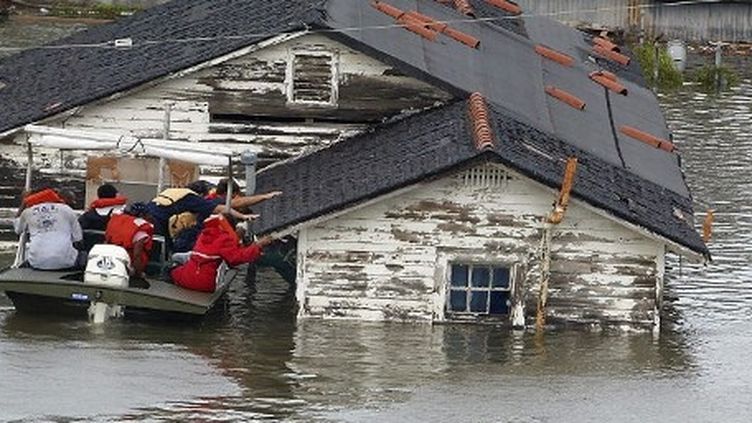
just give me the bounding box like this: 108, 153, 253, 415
1, 19, 752, 418
662, 74, 752, 326
3, 266, 745, 422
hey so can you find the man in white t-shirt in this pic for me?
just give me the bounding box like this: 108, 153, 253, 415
15, 193, 83, 270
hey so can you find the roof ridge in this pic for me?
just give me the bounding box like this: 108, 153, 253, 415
467, 92, 496, 151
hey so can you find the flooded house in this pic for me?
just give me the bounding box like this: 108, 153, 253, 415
0, 0, 709, 329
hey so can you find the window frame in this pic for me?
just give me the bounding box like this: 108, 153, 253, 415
445, 262, 515, 321
285, 49, 339, 107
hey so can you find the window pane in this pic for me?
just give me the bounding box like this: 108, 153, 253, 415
449, 290, 467, 312
490, 292, 510, 315
469, 291, 488, 313
492, 267, 510, 289
471, 267, 490, 288
451, 264, 469, 287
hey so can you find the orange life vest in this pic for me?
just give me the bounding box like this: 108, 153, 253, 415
90, 196, 127, 209
23, 189, 65, 208
105, 213, 154, 266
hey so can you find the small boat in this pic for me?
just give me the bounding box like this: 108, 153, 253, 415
0, 125, 258, 323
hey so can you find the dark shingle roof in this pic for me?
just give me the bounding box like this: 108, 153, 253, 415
0, 0, 323, 135
0, 0, 707, 254
253, 98, 708, 256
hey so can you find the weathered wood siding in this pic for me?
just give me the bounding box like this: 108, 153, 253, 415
30, 33, 450, 161
516, 0, 752, 42
295, 163, 665, 329
0, 33, 451, 217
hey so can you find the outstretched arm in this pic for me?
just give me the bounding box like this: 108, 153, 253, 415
212, 204, 258, 222
230, 191, 282, 209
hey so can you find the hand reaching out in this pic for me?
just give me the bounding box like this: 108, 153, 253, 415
263, 191, 283, 200
256, 235, 275, 248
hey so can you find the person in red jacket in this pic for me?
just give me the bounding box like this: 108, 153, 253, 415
171, 214, 273, 293
105, 202, 154, 278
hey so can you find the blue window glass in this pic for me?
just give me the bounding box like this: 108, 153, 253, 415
470, 291, 488, 313
451, 265, 469, 287
471, 267, 490, 288
490, 292, 509, 315
449, 290, 467, 312
492, 267, 510, 289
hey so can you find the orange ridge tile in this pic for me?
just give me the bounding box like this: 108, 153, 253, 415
453, 0, 475, 17
593, 36, 621, 53
406, 11, 481, 48
620, 125, 676, 152
589, 71, 628, 95
467, 92, 496, 151
484, 0, 522, 15
592, 45, 631, 66
535, 45, 574, 67
545, 86, 586, 110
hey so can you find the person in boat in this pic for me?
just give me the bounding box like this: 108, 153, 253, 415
145, 186, 250, 240
160, 179, 282, 252
78, 183, 127, 231
105, 202, 154, 279
170, 214, 273, 293
14, 187, 83, 270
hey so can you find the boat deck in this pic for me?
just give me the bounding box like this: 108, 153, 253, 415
0, 267, 238, 316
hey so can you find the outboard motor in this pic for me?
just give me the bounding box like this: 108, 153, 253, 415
84, 244, 130, 323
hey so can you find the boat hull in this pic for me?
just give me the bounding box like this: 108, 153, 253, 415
0, 267, 238, 321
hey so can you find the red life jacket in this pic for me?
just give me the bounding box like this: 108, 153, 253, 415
23, 189, 65, 207
171, 215, 262, 293
90, 196, 127, 210
105, 213, 154, 266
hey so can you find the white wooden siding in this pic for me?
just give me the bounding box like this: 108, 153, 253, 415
17, 34, 449, 166
298, 163, 664, 329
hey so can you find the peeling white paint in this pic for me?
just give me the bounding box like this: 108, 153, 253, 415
296, 163, 665, 330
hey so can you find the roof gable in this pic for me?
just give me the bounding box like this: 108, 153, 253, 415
254, 94, 707, 256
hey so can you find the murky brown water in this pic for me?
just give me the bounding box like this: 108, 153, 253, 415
2, 20, 752, 422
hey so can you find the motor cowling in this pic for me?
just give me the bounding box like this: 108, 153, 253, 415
84, 244, 130, 288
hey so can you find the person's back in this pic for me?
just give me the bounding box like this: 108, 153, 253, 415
104, 203, 154, 278
15, 189, 82, 270
79, 183, 126, 231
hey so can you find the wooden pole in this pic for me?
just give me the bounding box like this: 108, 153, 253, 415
536, 224, 552, 331
24, 139, 32, 192
157, 103, 172, 193
225, 156, 233, 212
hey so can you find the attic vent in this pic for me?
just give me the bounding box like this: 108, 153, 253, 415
286, 51, 338, 106
461, 164, 509, 188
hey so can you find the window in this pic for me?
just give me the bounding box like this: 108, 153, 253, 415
447, 264, 511, 316
286, 51, 338, 106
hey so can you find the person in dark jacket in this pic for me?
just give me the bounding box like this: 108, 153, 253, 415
78, 184, 127, 231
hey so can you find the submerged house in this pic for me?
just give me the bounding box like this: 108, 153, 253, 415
0, 0, 709, 329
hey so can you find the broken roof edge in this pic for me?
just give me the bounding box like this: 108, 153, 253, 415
257, 100, 466, 176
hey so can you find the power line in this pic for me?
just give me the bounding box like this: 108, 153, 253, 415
0, 0, 729, 52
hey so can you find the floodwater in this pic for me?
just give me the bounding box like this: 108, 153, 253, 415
1, 19, 752, 422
